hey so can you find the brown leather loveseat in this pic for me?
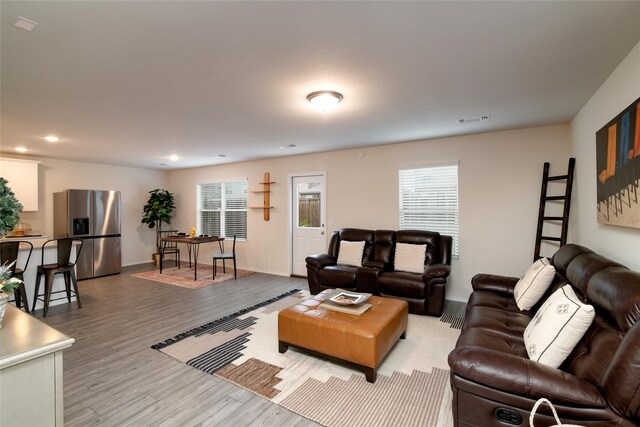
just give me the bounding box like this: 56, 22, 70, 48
448, 244, 640, 426
305, 228, 452, 316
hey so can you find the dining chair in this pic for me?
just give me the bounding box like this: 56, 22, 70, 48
159, 230, 181, 268
0, 240, 33, 313
33, 238, 83, 317
213, 235, 237, 279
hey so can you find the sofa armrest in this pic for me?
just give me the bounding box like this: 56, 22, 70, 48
305, 253, 336, 269
448, 346, 607, 408
471, 273, 519, 295
423, 264, 451, 280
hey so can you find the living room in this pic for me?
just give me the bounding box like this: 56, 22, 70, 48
1, 2, 639, 426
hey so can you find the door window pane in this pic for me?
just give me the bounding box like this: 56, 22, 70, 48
297, 182, 321, 228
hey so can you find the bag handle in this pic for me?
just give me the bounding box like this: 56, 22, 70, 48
530, 398, 562, 426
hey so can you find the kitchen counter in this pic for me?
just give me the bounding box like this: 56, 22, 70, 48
0, 305, 74, 425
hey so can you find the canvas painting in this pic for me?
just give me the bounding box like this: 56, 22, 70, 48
596, 97, 640, 228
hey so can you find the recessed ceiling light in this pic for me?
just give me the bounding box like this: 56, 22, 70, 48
15, 147, 28, 153
307, 90, 343, 113
15, 17, 38, 32
211, 154, 226, 158
158, 163, 168, 167
44, 135, 60, 142
169, 155, 179, 162
279, 144, 297, 149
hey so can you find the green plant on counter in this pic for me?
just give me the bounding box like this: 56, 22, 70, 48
0, 177, 23, 236
141, 189, 176, 253
0, 261, 22, 294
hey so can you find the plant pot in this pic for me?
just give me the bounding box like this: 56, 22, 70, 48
0, 292, 9, 329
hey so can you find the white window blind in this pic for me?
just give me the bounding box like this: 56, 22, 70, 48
197, 180, 247, 239
399, 164, 459, 258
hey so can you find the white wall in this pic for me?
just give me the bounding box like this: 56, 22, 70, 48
1, 156, 168, 266
169, 124, 570, 301
570, 40, 640, 271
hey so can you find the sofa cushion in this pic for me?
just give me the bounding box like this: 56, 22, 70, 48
378, 271, 425, 299
524, 285, 595, 368
455, 327, 528, 358
514, 258, 556, 310
336, 240, 365, 267
394, 243, 426, 274
462, 306, 532, 339
319, 265, 357, 288
466, 290, 521, 313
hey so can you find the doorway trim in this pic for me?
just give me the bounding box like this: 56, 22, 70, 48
288, 171, 327, 276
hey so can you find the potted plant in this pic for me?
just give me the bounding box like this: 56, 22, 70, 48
141, 189, 176, 259
0, 261, 23, 328
0, 178, 23, 236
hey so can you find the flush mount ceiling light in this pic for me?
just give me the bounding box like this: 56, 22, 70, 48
15, 147, 28, 153
168, 154, 179, 162
306, 90, 343, 113
44, 135, 60, 142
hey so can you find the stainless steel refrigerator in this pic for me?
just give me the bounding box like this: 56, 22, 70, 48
53, 189, 122, 280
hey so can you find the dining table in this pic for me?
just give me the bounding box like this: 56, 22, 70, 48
159, 235, 225, 280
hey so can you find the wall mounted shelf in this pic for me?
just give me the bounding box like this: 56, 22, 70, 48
251, 172, 274, 221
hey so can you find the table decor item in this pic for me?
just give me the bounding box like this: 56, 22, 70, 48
328, 289, 371, 305
0, 260, 23, 328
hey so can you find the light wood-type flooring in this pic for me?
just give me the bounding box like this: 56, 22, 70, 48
36, 263, 464, 426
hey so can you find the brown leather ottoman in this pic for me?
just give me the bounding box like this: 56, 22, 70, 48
278, 289, 408, 383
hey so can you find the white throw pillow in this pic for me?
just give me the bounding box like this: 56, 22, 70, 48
524, 285, 595, 368
394, 243, 427, 274
514, 258, 556, 311
336, 240, 365, 267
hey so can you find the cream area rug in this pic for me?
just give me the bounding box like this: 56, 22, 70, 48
131, 263, 254, 289
152, 290, 462, 427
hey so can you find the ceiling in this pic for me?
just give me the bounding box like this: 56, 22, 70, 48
2, 1, 640, 170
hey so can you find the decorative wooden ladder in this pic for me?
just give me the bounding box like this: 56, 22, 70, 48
533, 158, 576, 261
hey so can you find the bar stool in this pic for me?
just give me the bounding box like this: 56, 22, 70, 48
32, 238, 83, 317
0, 240, 33, 313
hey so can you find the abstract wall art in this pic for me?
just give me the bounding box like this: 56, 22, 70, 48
596, 96, 640, 228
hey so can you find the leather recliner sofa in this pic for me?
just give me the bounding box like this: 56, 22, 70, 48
305, 228, 452, 316
448, 244, 640, 426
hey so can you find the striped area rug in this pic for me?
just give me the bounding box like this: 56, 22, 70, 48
152, 290, 461, 427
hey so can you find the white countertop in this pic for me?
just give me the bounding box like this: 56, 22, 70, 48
0, 305, 74, 369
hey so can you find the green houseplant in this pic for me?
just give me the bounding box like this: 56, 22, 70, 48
141, 189, 176, 255
0, 260, 23, 328
0, 177, 23, 236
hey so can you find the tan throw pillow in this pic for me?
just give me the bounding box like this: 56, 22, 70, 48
394, 243, 427, 274
336, 240, 365, 267
524, 285, 595, 368
514, 258, 556, 311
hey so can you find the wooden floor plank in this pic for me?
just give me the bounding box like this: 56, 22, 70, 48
33, 263, 461, 426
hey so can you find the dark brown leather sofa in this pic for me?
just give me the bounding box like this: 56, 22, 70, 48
448, 244, 640, 426
305, 228, 452, 315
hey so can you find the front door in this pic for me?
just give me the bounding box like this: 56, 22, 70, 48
291, 174, 326, 276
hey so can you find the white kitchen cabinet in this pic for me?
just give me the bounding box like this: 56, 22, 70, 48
0, 158, 40, 211
0, 305, 74, 426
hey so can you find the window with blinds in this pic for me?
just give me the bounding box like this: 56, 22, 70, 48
197, 180, 247, 239
399, 164, 459, 257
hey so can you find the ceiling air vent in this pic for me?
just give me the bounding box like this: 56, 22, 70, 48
15, 17, 38, 32
458, 115, 490, 124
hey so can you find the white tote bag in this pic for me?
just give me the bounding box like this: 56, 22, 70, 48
530, 398, 584, 427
